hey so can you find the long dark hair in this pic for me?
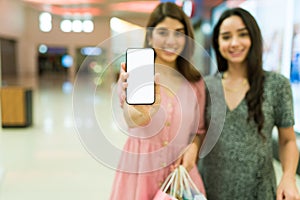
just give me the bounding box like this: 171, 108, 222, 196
144, 2, 201, 82
212, 7, 265, 137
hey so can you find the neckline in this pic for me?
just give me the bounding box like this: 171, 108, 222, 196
220, 72, 248, 112
226, 98, 245, 112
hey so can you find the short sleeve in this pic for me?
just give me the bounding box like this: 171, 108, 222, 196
273, 74, 295, 127
193, 79, 206, 135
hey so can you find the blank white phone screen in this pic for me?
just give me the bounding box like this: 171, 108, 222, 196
126, 48, 155, 105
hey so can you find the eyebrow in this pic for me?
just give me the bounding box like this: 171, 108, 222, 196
156, 27, 185, 32
220, 27, 248, 35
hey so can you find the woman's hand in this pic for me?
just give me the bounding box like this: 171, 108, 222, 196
170, 147, 197, 173
119, 62, 161, 127
277, 175, 300, 200
118, 63, 128, 107
276, 127, 300, 200
170, 135, 202, 172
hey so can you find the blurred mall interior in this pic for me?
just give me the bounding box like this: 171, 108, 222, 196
0, 0, 300, 199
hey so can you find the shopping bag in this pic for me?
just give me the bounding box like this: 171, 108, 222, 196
153, 189, 178, 200
178, 165, 207, 200
153, 166, 206, 200
153, 168, 179, 200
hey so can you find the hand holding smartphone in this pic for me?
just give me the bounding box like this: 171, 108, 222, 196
125, 48, 155, 105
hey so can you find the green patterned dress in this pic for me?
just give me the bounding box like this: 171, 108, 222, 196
199, 71, 295, 200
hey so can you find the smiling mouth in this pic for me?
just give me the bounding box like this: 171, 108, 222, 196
163, 48, 178, 54
229, 50, 244, 57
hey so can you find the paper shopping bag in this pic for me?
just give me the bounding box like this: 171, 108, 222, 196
153, 168, 179, 200
153, 189, 178, 200
179, 166, 207, 200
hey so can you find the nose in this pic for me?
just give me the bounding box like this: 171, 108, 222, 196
165, 31, 177, 45
230, 35, 240, 46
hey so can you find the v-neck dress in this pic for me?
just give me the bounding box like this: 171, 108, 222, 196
110, 79, 206, 200
199, 71, 295, 200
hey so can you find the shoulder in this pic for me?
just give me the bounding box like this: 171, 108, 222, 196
203, 73, 222, 91
264, 70, 289, 83
203, 73, 220, 82
264, 70, 290, 88
263, 71, 292, 100
190, 78, 205, 93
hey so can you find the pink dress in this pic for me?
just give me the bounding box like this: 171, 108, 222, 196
110, 78, 206, 200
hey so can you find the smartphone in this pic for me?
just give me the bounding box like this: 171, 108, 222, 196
125, 48, 155, 105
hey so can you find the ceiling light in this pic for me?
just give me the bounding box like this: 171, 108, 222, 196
40, 22, 52, 32
60, 19, 72, 32
39, 12, 52, 32
83, 20, 94, 33
39, 12, 52, 22
72, 20, 83, 32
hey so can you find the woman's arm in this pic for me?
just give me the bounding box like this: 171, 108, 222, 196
170, 133, 206, 172
118, 63, 161, 128
123, 103, 152, 127
171, 79, 207, 172
277, 126, 300, 200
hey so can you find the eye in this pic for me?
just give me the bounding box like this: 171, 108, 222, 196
175, 31, 185, 37
239, 32, 249, 37
157, 29, 168, 36
221, 35, 231, 40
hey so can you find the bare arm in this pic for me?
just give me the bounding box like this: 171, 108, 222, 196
276, 126, 300, 200
279, 127, 298, 179
118, 63, 161, 128
123, 103, 152, 127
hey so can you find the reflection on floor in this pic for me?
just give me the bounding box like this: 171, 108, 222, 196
0, 74, 300, 200
0, 74, 119, 200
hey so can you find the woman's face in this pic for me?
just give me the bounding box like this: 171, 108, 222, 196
218, 15, 251, 66
149, 17, 186, 67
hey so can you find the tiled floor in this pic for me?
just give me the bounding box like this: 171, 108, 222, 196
0, 73, 300, 200
0, 74, 119, 200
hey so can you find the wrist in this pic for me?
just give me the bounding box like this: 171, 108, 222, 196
282, 172, 296, 182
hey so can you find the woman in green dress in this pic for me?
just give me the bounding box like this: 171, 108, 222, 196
199, 7, 300, 200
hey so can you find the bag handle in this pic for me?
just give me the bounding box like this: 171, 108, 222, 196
180, 166, 207, 200
171, 166, 183, 198
179, 165, 201, 194
161, 168, 178, 193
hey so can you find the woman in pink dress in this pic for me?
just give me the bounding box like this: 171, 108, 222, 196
110, 2, 206, 199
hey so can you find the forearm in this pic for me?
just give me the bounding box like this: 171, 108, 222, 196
186, 135, 202, 163
192, 134, 201, 150
279, 140, 299, 179
123, 104, 151, 128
